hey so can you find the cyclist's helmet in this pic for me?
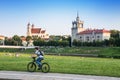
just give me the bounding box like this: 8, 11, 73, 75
35, 47, 39, 50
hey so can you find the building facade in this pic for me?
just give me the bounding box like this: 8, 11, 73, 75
27, 22, 49, 39
0, 35, 5, 45
71, 14, 110, 42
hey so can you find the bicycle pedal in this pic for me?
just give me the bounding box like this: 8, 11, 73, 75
38, 67, 41, 70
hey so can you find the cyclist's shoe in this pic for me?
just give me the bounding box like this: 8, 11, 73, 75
37, 67, 41, 70
38, 65, 42, 70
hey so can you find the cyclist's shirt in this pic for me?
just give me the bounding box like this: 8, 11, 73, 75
35, 50, 43, 58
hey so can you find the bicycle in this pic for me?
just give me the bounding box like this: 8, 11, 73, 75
27, 56, 50, 73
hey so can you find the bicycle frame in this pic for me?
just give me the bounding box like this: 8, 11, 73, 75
32, 57, 36, 62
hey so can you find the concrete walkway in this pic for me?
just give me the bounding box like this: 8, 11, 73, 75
0, 71, 120, 80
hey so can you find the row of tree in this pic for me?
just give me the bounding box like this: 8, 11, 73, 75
72, 39, 120, 47
33, 39, 70, 47
2, 35, 71, 47
1, 30, 120, 47
5, 35, 22, 46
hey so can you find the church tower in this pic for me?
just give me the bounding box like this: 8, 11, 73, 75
71, 13, 84, 42
27, 22, 31, 36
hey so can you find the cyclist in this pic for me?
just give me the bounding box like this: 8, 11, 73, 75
34, 47, 44, 70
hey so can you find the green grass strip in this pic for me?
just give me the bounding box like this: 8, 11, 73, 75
0, 53, 120, 77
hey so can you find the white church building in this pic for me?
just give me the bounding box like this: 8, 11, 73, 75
27, 22, 49, 40
71, 14, 111, 42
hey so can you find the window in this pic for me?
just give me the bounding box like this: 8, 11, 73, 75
97, 36, 100, 38
80, 36, 82, 40
86, 36, 89, 42
97, 36, 100, 41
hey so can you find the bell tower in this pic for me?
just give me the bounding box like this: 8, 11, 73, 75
27, 22, 31, 36
71, 13, 84, 42
76, 12, 80, 22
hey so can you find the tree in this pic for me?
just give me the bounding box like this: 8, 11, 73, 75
26, 36, 32, 46
4, 38, 13, 45
26, 36, 32, 42
33, 37, 45, 46
32, 36, 38, 41
12, 35, 22, 46
67, 36, 72, 47
110, 30, 120, 39
110, 30, 120, 46
115, 38, 120, 46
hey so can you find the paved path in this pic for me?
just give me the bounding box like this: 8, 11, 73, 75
0, 71, 120, 80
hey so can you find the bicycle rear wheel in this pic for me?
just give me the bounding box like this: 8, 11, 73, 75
41, 62, 50, 73
27, 62, 36, 72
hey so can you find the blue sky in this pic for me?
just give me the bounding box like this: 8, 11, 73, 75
0, 0, 120, 37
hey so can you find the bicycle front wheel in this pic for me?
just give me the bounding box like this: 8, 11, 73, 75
41, 62, 50, 73
27, 62, 36, 72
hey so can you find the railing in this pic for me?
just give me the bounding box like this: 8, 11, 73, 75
0, 45, 38, 49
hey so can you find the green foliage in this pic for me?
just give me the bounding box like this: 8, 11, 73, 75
33, 38, 46, 46
4, 35, 22, 46
33, 35, 70, 46
0, 48, 34, 53
44, 47, 120, 58
0, 47, 120, 58
110, 30, 120, 39
12, 35, 22, 46
26, 36, 32, 41
33, 40, 69, 47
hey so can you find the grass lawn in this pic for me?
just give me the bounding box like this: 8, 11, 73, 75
0, 52, 120, 77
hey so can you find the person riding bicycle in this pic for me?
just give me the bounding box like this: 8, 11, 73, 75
34, 47, 44, 70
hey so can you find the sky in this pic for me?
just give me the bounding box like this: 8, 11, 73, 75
0, 0, 120, 37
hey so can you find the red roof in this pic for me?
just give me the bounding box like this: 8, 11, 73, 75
0, 35, 4, 37
78, 29, 110, 35
0, 35, 4, 40
41, 30, 46, 34
31, 28, 41, 33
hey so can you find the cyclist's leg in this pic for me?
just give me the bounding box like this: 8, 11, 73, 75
36, 57, 41, 66
36, 57, 42, 69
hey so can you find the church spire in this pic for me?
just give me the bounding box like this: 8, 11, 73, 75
27, 22, 30, 27
76, 11, 79, 22
77, 11, 79, 18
